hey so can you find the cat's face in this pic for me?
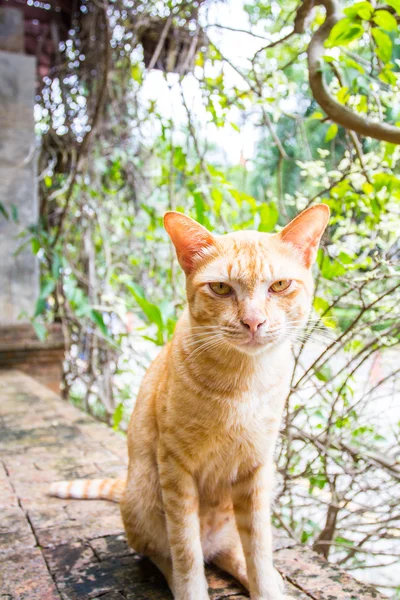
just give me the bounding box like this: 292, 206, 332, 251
165, 206, 329, 355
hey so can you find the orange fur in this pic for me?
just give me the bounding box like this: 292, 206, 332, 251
50, 206, 329, 600
49, 478, 125, 502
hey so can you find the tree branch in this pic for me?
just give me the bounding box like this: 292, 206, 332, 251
51, 5, 110, 247
295, 0, 400, 144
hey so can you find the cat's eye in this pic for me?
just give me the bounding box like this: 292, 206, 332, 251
270, 279, 292, 293
209, 282, 233, 296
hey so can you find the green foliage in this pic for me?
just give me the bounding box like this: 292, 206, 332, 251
0, 202, 19, 223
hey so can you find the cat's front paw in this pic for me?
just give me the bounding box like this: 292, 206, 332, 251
274, 568, 284, 593
268, 575, 295, 600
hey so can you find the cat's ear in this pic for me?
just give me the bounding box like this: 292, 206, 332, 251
278, 204, 330, 268
164, 212, 217, 275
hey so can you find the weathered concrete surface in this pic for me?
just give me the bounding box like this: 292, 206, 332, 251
0, 370, 387, 599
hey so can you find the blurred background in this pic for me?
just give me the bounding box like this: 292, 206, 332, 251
0, 0, 399, 595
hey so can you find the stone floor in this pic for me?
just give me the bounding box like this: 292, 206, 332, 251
0, 370, 386, 600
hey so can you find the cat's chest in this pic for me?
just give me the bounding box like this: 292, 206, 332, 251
167, 357, 290, 487
190, 393, 283, 489
195, 374, 287, 436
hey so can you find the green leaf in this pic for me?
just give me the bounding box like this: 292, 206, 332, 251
309, 472, 327, 491
356, 95, 368, 112
373, 9, 398, 31
315, 365, 332, 382
64, 277, 91, 317
372, 28, 392, 63
173, 146, 187, 170
335, 536, 354, 546
207, 164, 225, 179
158, 300, 175, 325
113, 403, 124, 430
34, 298, 47, 317
11, 204, 18, 223
44, 175, 52, 188
32, 320, 47, 341
344, 2, 374, 20
193, 191, 205, 225
14, 239, 30, 257
258, 202, 279, 232
131, 64, 143, 84
336, 416, 350, 428
337, 87, 350, 104
31, 238, 41, 255
386, 0, 400, 14
40, 277, 56, 299
325, 123, 338, 141
52, 253, 62, 280
0, 202, 9, 220
211, 188, 223, 215
127, 283, 164, 333
326, 18, 364, 47
141, 334, 162, 345
34, 277, 55, 317
314, 297, 330, 315
301, 530, 311, 543
90, 309, 109, 337
240, 191, 257, 208
336, 252, 352, 266
379, 67, 397, 85
319, 251, 347, 279
344, 57, 365, 74
228, 187, 243, 206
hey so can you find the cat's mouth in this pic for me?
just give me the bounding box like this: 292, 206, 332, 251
228, 331, 284, 353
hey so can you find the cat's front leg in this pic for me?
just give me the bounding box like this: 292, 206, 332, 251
158, 443, 209, 600
233, 465, 288, 600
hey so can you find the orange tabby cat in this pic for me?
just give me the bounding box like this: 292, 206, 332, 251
50, 204, 330, 600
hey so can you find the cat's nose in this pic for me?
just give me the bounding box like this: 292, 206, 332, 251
241, 316, 266, 335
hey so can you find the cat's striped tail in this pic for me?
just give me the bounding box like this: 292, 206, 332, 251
49, 477, 126, 503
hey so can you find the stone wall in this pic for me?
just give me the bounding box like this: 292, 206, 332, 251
0, 49, 38, 324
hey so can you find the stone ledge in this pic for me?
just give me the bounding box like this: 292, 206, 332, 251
0, 324, 64, 393
0, 322, 64, 352
0, 370, 386, 600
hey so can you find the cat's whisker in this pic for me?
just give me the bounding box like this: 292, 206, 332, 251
190, 325, 237, 330
190, 326, 238, 334
190, 339, 225, 362
289, 332, 337, 346
184, 331, 224, 339
190, 326, 224, 330
288, 330, 336, 341
185, 334, 223, 352
180, 330, 228, 342
185, 334, 224, 347
185, 336, 226, 362
187, 322, 337, 345
290, 325, 336, 333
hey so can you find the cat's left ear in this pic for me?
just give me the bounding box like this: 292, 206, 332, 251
278, 204, 330, 268
164, 212, 217, 275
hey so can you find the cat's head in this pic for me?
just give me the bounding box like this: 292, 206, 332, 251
164, 205, 329, 355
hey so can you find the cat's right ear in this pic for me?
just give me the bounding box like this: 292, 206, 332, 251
164, 212, 216, 275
